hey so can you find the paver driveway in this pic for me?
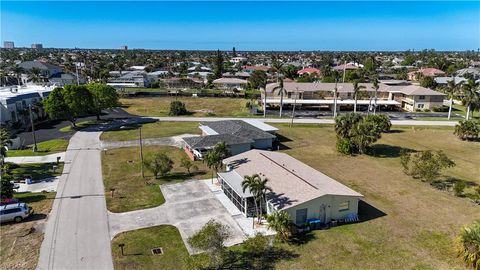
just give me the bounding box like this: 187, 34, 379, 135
108, 180, 246, 254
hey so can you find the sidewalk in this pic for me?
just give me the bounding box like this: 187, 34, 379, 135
5, 152, 66, 164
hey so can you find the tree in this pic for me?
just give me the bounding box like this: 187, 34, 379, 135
213, 141, 230, 160
0, 128, 12, 181
372, 76, 379, 114
272, 78, 287, 117
455, 221, 480, 270
1, 175, 14, 199
352, 80, 366, 113
454, 120, 480, 141
11, 64, 24, 85
463, 79, 480, 120
214, 50, 224, 79
169, 100, 188, 116
180, 156, 197, 175
446, 78, 463, 120
248, 70, 267, 90
365, 114, 392, 133
204, 149, 222, 181
188, 220, 231, 269
266, 211, 294, 241
242, 174, 261, 222
242, 233, 270, 256
400, 150, 455, 183
44, 85, 94, 127
28, 67, 42, 83
144, 153, 173, 178
87, 83, 119, 120
420, 76, 437, 89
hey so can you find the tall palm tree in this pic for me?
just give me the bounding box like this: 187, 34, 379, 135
271, 57, 285, 117
352, 80, 366, 113
463, 79, 480, 121
446, 77, 463, 120
372, 76, 379, 114
332, 71, 340, 118
28, 67, 42, 83
242, 174, 261, 223
455, 221, 480, 270
255, 177, 271, 220
272, 78, 287, 117
213, 141, 230, 160
203, 150, 221, 183
10, 64, 24, 85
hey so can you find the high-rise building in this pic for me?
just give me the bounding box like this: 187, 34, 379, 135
120, 45, 128, 50
3, 41, 14, 48
31, 43, 43, 49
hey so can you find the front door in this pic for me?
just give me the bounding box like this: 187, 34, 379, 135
296, 208, 308, 224
319, 204, 326, 223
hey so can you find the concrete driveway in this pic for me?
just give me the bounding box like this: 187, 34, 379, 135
108, 180, 246, 254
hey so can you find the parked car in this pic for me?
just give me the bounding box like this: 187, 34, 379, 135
0, 203, 33, 223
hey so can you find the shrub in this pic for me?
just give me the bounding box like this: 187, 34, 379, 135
188, 220, 231, 269
455, 221, 480, 270
453, 181, 466, 197
365, 114, 392, 133
336, 137, 354, 155
242, 233, 270, 256
169, 100, 188, 116
401, 150, 456, 183
454, 120, 480, 141
144, 153, 174, 178
432, 105, 449, 112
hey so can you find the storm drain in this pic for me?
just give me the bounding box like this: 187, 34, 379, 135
151, 247, 163, 255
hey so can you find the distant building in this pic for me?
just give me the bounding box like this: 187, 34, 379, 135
230, 57, 248, 64
213, 78, 248, 91
107, 70, 152, 88
407, 68, 445, 81
242, 65, 269, 73
31, 43, 43, 49
3, 41, 14, 49
333, 62, 363, 71
297, 67, 321, 76
120, 45, 128, 50
19, 60, 63, 79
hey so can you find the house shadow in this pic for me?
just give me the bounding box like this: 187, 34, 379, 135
367, 145, 416, 158
357, 200, 387, 223
219, 246, 299, 270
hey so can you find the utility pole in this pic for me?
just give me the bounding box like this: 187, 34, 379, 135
139, 127, 144, 178
342, 60, 347, 83
28, 104, 37, 152
333, 78, 338, 118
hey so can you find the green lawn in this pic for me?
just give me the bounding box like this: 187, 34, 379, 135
100, 121, 200, 141
102, 145, 210, 213
120, 96, 253, 117
0, 192, 56, 270
7, 139, 69, 157
8, 162, 64, 181
109, 125, 480, 269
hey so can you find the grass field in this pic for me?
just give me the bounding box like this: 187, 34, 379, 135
100, 121, 200, 141
7, 139, 69, 157
102, 145, 211, 213
110, 124, 480, 269
9, 162, 64, 181
0, 192, 56, 270
120, 97, 253, 117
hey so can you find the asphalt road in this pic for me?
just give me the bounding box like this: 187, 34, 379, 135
37, 125, 115, 270
17, 108, 132, 145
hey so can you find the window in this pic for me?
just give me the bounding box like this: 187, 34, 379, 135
419, 95, 425, 100
417, 104, 425, 109
339, 201, 350, 211
3, 208, 21, 214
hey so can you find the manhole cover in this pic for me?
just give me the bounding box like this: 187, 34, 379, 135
151, 247, 163, 255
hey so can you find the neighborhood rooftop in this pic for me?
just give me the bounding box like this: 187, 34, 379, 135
200, 120, 276, 140
223, 150, 363, 210
183, 134, 253, 149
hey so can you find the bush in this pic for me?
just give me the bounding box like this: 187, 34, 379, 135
242, 233, 270, 256
169, 100, 188, 116
144, 153, 174, 178
336, 137, 354, 155
453, 181, 466, 197
454, 120, 480, 141
365, 114, 392, 133
455, 221, 480, 269
432, 105, 449, 112
401, 150, 456, 183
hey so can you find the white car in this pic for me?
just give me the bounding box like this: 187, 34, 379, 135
0, 203, 33, 223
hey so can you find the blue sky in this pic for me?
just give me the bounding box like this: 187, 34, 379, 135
1, 1, 479, 51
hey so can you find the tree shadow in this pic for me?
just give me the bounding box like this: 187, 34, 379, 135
368, 145, 416, 158
219, 246, 298, 270
16, 194, 47, 203
159, 171, 208, 182
357, 200, 387, 223
387, 129, 405, 134
430, 177, 478, 191
287, 231, 316, 246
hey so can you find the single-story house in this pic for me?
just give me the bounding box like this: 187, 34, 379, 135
219, 150, 363, 225
213, 78, 248, 91
183, 120, 277, 160
297, 67, 321, 76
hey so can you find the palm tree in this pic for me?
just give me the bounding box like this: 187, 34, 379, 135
272, 78, 287, 117
203, 150, 221, 184
242, 174, 261, 223
266, 211, 294, 241
332, 70, 341, 118
271, 57, 285, 117
455, 221, 480, 270
352, 80, 366, 113
28, 67, 42, 83
255, 177, 272, 221
10, 64, 24, 85
463, 79, 480, 120
213, 141, 230, 160
446, 77, 463, 120
372, 76, 379, 114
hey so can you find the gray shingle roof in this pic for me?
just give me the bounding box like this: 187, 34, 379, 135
201, 120, 276, 141
183, 134, 253, 149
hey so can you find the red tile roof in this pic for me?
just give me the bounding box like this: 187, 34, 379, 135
297, 67, 321, 75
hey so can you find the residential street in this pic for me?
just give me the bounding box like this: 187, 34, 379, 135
37, 125, 114, 270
